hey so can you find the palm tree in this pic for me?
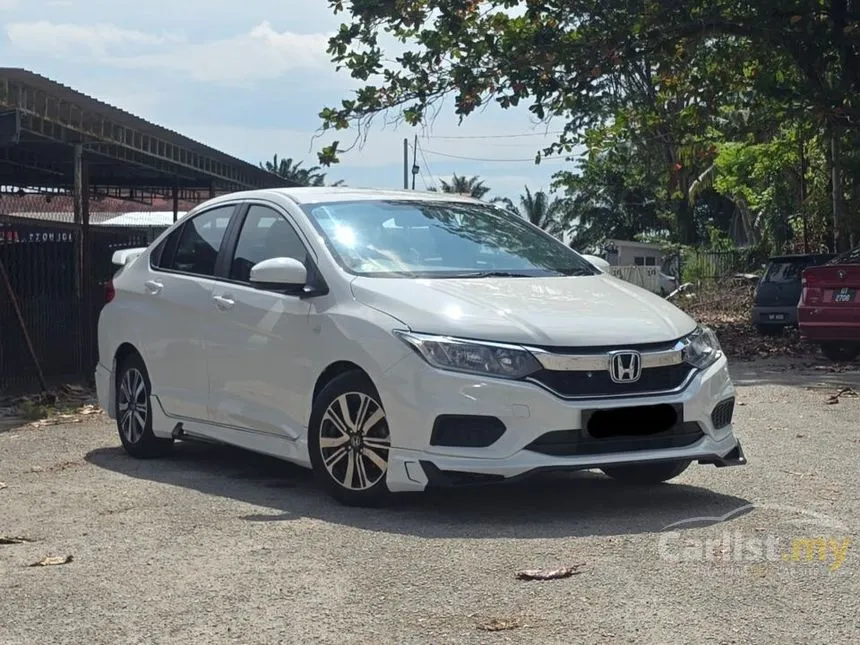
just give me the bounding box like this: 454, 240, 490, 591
261, 154, 344, 187
438, 173, 491, 199
493, 186, 570, 235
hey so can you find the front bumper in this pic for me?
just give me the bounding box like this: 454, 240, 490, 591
381, 352, 743, 492
419, 442, 747, 488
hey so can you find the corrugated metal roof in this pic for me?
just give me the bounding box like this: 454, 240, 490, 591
0, 67, 282, 181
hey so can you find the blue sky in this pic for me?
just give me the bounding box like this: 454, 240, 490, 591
0, 0, 582, 202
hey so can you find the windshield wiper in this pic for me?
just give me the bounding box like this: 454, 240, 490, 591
444, 270, 535, 278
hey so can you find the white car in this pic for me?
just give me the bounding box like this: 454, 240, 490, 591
96, 187, 745, 506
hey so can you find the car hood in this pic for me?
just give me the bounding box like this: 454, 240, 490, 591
350, 274, 698, 347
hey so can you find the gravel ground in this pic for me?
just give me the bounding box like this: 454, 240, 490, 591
1, 358, 858, 645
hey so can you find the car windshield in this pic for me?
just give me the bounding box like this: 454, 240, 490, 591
300, 199, 598, 278
762, 260, 806, 284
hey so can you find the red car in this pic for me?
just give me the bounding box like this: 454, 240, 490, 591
798, 246, 860, 361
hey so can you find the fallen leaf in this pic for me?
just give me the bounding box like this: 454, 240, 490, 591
476, 617, 523, 632
0, 536, 31, 545
29, 555, 73, 567
515, 564, 584, 581
796, 434, 805, 438
0, 481, 6, 490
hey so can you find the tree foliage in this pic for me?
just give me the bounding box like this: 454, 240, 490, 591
437, 173, 491, 198
318, 0, 860, 252
493, 186, 569, 235
261, 154, 344, 187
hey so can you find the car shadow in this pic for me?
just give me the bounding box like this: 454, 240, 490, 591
85, 442, 753, 539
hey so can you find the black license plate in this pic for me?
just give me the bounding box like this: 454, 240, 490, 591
833, 288, 856, 303
583, 404, 682, 438
767, 313, 785, 321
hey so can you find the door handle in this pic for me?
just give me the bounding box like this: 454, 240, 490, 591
213, 294, 235, 310
144, 280, 163, 295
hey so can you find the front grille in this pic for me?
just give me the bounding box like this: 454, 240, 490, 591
528, 363, 694, 398
711, 397, 735, 429
525, 422, 705, 457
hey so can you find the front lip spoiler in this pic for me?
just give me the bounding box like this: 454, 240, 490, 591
697, 442, 746, 468
419, 441, 747, 489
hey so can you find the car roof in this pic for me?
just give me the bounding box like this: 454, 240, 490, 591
205, 186, 485, 206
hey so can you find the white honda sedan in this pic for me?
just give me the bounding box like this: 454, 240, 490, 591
96, 187, 745, 506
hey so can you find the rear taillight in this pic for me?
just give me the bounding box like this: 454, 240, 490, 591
800, 270, 821, 304
104, 280, 116, 303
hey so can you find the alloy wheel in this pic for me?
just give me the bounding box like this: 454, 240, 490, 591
118, 367, 148, 445
319, 392, 390, 491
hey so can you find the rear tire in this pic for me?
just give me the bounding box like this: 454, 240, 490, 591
601, 460, 690, 484
115, 353, 173, 458
820, 342, 860, 362
308, 371, 392, 507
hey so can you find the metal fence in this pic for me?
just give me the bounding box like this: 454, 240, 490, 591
0, 213, 167, 394
679, 248, 767, 283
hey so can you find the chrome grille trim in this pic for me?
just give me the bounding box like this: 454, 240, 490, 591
527, 340, 686, 372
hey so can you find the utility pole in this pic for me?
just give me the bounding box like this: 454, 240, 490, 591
411, 134, 418, 190
403, 138, 409, 189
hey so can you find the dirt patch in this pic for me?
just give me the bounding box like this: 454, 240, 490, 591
673, 282, 844, 364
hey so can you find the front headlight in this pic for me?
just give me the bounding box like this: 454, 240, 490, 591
682, 325, 723, 369
394, 331, 541, 379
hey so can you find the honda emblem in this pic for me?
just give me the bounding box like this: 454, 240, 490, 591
609, 351, 642, 383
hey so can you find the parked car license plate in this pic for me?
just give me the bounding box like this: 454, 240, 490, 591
767, 313, 785, 321
833, 287, 856, 303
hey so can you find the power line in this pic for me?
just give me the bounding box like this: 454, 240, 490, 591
415, 140, 439, 191
424, 130, 565, 140
421, 148, 569, 162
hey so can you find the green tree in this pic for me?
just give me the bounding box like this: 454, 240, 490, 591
261, 154, 344, 187
438, 173, 491, 199
493, 186, 569, 235
317, 1, 860, 250
556, 141, 671, 250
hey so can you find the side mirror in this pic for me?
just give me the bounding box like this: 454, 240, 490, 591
581, 254, 610, 271
249, 257, 307, 288
111, 247, 147, 266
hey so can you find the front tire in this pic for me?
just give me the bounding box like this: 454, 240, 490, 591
308, 371, 392, 506
115, 353, 173, 458
820, 342, 860, 362
601, 460, 690, 484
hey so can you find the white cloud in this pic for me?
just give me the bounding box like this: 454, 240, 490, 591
4, 20, 329, 84
5, 21, 184, 56
108, 22, 331, 83
0, 0, 18, 9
